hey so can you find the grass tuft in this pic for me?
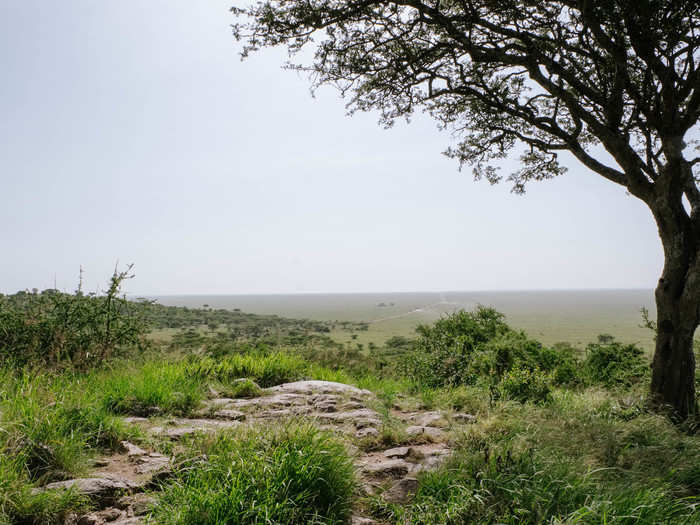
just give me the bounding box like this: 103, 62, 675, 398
154, 423, 356, 525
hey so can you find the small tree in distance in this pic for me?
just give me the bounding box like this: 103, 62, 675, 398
232, 1, 700, 418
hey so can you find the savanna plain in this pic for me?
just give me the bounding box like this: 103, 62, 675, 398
1, 277, 699, 524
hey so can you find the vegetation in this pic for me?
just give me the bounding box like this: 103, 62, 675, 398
154, 424, 356, 525
232, 0, 700, 419
0, 285, 699, 524
0, 267, 149, 368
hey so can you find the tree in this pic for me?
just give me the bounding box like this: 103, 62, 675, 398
232, 0, 700, 418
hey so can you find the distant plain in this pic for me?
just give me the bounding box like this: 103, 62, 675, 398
151, 289, 658, 352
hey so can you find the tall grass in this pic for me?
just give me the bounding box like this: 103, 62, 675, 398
0, 367, 138, 524
154, 423, 356, 525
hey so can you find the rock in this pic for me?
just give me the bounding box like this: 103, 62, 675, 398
258, 408, 293, 418
413, 448, 451, 471
34, 476, 140, 502
383, 477, 419, 503
133, 453, 170, 476
161, 427, 197, 440
213, 409, 246, 421
362, 459, 411, 478
120, 441, 147, 457
340, 401, 365, 410
267, 380, 372, 397
314, 401, 337, 412
311, 395, 339, 412
356, 427, 379, 438
351, 517, 377, 525
383, 446, 413, 459
205, 398, 236, 408
406, 425, 445, 440
319, 409, 381, 425
410, 411, 449, 428
77, 508, 123, 525
117, 493, 157, 515
453, 413, 477, 423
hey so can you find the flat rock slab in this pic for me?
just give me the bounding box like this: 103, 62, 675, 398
409, 411, 449, 428
266, 380, 373, 397
34, 476, 140, 501
383, 446, 415, 459
361, 459, 411, 479
406, 425, 446, 440
356, 427, 379, 438
213, 409, 246, 421
383, 477, 419, 503
120, 441, 147, 457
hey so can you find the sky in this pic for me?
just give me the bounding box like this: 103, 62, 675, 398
0, 1, 663, 295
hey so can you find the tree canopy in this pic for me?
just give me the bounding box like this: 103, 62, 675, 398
234, 0, 699, 197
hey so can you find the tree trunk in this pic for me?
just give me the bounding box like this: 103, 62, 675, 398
651, 279, 698, 419
649, 186, 699, 420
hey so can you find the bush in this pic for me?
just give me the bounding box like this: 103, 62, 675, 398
497, 366, 552, 404
154, 423, 356, 525
225, 378, 263, 398
403, 307, 577, 390
583, 337, 648, 387
0, 266, 149, 368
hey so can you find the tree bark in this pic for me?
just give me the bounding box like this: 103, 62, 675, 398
649, 182, 699, 420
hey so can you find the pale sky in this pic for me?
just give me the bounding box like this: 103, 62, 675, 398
1, 1, 662, 295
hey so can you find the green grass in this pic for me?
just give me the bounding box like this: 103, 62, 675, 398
0, 367, 139, 524
154, 423, 356, 525
368, 385, 700, 524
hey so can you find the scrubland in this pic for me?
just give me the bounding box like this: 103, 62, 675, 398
1, 279, 698, 524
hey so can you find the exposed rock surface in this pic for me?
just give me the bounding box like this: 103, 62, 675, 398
35, 379, 475, 524
383, 477, 419, 503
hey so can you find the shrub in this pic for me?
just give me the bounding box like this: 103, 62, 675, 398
225, 378, 263, 398
154, 423, 356, 525
403, 307, 577, 390
583, 337, 648, 387
497, 366, 552, 404
0, 266, 149, 368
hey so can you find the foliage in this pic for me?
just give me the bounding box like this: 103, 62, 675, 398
224, 378, 264, 398
403, 308, 576, 397
0, 266, 149, 368
154, 423, 356, 525
583, 337, 649, 387
496, 366, 552, 404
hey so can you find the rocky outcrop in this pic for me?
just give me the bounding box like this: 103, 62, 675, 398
34, 379, 476, 524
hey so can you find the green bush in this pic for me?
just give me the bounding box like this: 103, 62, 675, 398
497, 366, 552, 404
403, 307, 577, 390
225, 377, 263, 398
0, 267, 149, 368
154, 423, 356, 525
583, 337, 648, 387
